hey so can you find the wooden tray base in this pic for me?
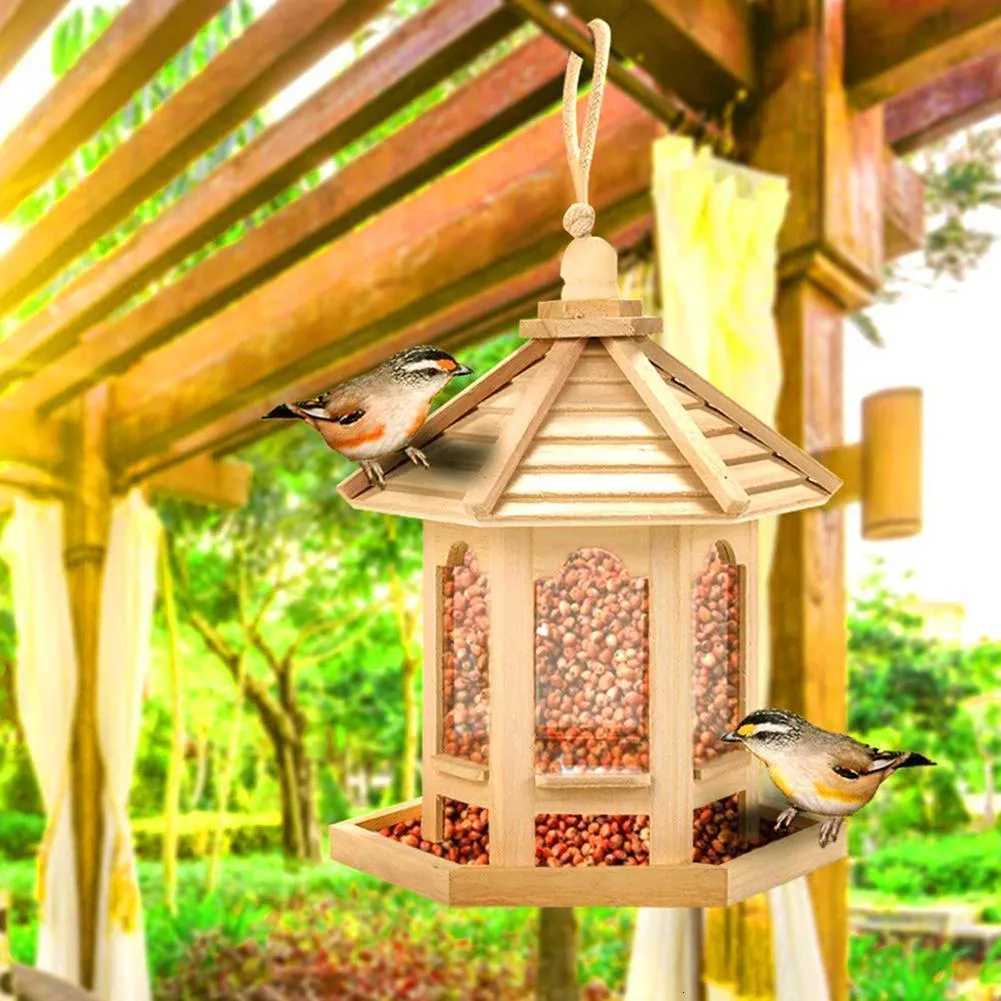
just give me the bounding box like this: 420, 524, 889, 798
328, 798, 847, 907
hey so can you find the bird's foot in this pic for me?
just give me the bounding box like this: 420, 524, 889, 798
361, 461, 387, 490
405, 445, 430, 469
817, 816, 843, 848
774, 807, 798, 832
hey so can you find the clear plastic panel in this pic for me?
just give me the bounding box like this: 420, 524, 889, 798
535, 548, 649, 774
692, 541, 743, 769
441, 545, 490, 764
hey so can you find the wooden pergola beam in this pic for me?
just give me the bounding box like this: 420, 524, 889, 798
568, 0, 756, 111
0, 0, 520, 391
0, 0, 386, 327
885, 51, 1001, 153
10, 32, 565, 418
105, 89, 659, 470
0, 0, 231, 221
0, 0, 63, 85
0, 411, 65, 469
846, 0, 1001, 109
140, 454, 252, 508
121, 209, 653, 478
883, 150, 925, 259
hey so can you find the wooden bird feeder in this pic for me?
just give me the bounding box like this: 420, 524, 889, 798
328, 20, 846, 907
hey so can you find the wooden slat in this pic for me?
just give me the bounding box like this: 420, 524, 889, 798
521, 440, 689, 469
570, 0, 756, 110
0, 0, 230, 221
105, 89, 658, 470
140, 454, 252, 508
505, 467, 707, 498
641, 339, 843, 493
845, 0, 1001, 109
604, 337, 749, 515
0, 0, 387, 328
465, 339, 585, 515
0, 0, 524, 399
0, 0, 63, 85
884, 51, 1001, 153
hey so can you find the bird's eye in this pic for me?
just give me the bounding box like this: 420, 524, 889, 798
337, 410, 365, 426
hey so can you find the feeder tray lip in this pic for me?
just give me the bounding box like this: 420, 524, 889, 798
328, 797, 847, 908
336, 318, 841, 525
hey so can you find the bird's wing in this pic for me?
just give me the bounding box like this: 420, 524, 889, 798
295, 389, 366, 425
826, 737, 879, 779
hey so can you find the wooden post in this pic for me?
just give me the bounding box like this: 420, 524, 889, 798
487, 527, 535, 867
747, 4, 887, 998
63, 386, 110, 989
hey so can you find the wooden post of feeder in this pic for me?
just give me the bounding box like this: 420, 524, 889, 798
487, 528, 535, 868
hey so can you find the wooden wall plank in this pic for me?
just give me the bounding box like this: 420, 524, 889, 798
0, 0, 230, 220
104, 89, 659, 470
846, 0, 1001, 109
569, 0, 755, 111
7, 29, 563, 414
0, 0, 63, 85
0, 0, 386, 326
884, 51, 1001, 153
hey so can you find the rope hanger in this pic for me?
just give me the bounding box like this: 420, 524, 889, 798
561, 17, 610, 240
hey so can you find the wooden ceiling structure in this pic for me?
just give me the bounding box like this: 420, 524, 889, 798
0, 0, 998, 993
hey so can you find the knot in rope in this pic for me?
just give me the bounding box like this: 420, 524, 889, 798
561, 18, 611, 240
563, 202, 595, 238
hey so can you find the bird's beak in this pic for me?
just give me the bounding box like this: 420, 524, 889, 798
451, 363, 473, 377
721, 731, 742, 744
262, 403, 296, 420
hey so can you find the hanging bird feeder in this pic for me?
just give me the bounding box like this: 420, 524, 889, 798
329, 20, 845, 907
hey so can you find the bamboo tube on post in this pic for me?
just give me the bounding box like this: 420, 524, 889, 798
861, 388, 922, 541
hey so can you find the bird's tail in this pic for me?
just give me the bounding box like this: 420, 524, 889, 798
262, 403, 297, 420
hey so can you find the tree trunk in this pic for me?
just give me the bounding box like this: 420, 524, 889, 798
537, 908, 578, 1001
159, 542, 184, 915
985, 755, 996, 827
270, 721, 320, 862
190, 727, 209, 810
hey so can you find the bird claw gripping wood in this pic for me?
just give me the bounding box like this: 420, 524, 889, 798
406, 445, 430, 469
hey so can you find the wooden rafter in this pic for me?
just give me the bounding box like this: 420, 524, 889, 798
0, 0, 231, 220
0, 0, 63, 85
0, 0, 387, 331
846, 0, 1001, 109
119, 209, 653, 481
3, 7, 553, 414
882, 150, 925, 259
104, 88, 659, 471
141, 454, 252, 508
885, 51, 1001, 153
569, 0, 755, 111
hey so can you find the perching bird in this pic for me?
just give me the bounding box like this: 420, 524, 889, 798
262, 345, 473, 489
722, 708, 935, 847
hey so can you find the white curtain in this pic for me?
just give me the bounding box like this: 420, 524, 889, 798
93, 489, 161, 1001
625, 908, 700, 1000
626, 135, 826, 1001
0, 499, 81, 982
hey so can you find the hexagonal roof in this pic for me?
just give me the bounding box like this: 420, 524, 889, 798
337, 298, 840, 527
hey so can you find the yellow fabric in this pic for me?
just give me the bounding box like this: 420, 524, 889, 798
93, 489, 161, 1001
0, 499, 81, 983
